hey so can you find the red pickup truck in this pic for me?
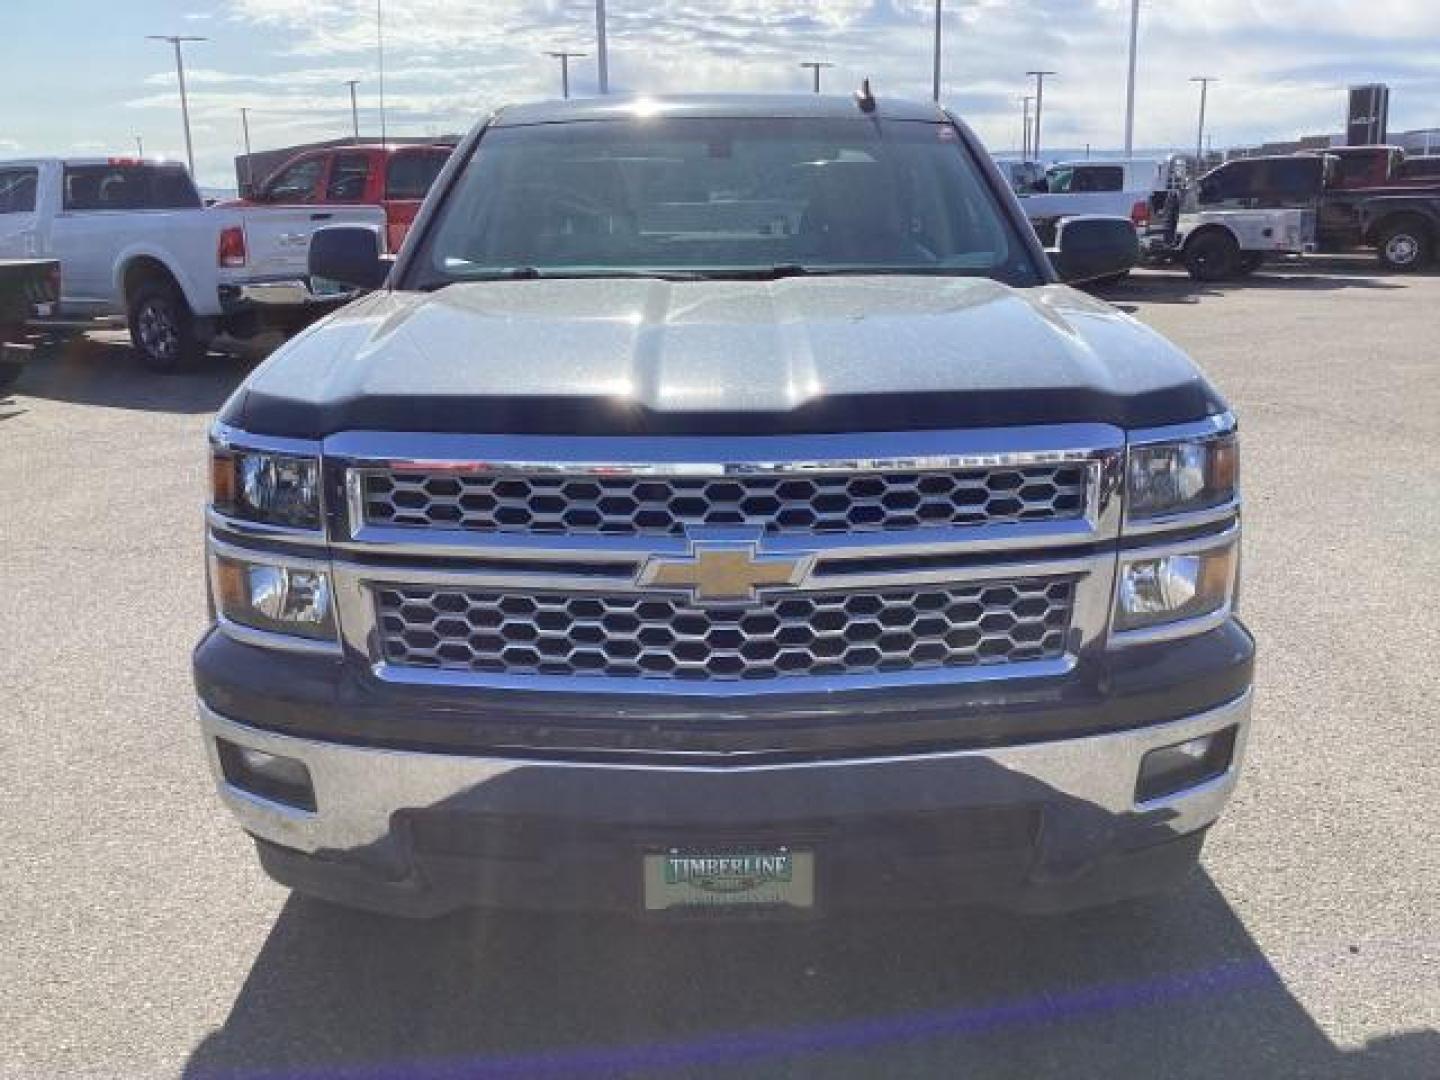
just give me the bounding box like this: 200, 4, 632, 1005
230, 144, 453, 252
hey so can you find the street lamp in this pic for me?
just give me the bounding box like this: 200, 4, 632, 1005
799, 61, 833, 94
932, 0, 943, 103
546, 51, 587, 99
344, 79, 361, 141
146, 35, 206, 177
1026, 70, 1056, 163
1191, 76, 1217, 168
376, 0, 387, 144
1123, 0, 1139, 156
1021, 95, 1034, 160
134, 135, 144, 157
595, 0, 609, 95
240, 108, 254, 192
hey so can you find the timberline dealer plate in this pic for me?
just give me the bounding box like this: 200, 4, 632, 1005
643, 847, 815, 911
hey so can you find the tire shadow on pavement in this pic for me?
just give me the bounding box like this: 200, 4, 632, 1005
181, 872, 1438, 1080
1091, 267, 1409, 307
6, 332, 256, 415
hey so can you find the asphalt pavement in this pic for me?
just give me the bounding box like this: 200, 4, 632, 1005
1, 261, 1437, 1079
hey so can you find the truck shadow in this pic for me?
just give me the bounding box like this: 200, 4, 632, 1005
5, 331, 257, 415
1095, 264, 1412, 307
181, 877, 1437, 1080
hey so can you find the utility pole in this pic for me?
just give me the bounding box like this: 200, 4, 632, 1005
1123, 0, 1140, 156
931, 0, 942, 103
134, 135, 144, 157
240, 107, 253, 192
146, 35, 206, 177
799, 61, 833, 94
1191, 76, 1217, 168
376, 0, 387, 144
1021, 96, 1033, 159
344, 80, 361, 141
595, 0, 609, 94
1026, 71, 1055, 163
546, 51, 587, 99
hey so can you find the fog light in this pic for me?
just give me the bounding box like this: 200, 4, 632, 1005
216, 738, 316, 811
214, 556, 336, 641
1136, 726, 1237, 803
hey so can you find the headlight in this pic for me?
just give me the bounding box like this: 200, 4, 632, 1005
1114, 542, 1237, 634
212, 449, 321, 529
1126, 433, 1237, 520
213, 555, 336, 641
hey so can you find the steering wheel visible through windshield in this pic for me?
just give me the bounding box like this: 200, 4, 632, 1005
408, 116, 1042, 287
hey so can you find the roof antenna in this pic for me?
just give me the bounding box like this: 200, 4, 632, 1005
855, 78, 876, 114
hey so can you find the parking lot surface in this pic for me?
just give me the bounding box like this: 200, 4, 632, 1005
2, 262, 1437, 1079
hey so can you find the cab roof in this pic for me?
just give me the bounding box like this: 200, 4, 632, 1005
490, 93, 949, 127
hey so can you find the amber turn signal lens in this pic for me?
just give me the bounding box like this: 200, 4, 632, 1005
210, 450, 236, 511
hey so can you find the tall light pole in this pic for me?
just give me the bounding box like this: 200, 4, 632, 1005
1191, 76, 1217, 167
931, 0, 943, 103
1021, 95, 1034, 159
595, 0, 609, 94
134, 135, 144, 157
344, 79, 361, 141
240, 107, 254, 192
1123, 0, 1140, 156
1026, 70, 1055, 163
147, 35, 206, 177
799, 61, 833, 94
546, 51, 587, 99
376, 0, 387, 144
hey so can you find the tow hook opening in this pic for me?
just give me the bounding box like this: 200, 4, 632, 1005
1136, 725, 1237, 804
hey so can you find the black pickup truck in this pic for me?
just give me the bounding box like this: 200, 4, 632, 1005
0, 258, 59, 393
195, 94, 1252, 920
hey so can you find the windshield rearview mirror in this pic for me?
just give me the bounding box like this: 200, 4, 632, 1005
1047, 215, 1138, 285
309, 225, 389, 291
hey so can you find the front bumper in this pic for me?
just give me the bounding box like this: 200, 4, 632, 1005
199, 689, 1251, 917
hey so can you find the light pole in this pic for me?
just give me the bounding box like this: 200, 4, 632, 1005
146, 35, 206, 177
932, 0, 942, 103
1123, 0, 1139, 156
595, 0, 609, 94
799, 61, 833, 94
376, 0, 387, 144
546, 51, 587, 99
240, 107, 254, 192
344, 79, 361, 141
1026, 70, 1055, 163
134, 135, 144, 157
1191, 76, 1217, 168
1021, 96, 1033, 159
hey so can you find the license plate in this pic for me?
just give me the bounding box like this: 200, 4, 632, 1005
310, 276, 351, 297
643, 846, 814, 911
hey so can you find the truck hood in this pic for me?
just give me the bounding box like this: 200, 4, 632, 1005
224, 276, 1225, 437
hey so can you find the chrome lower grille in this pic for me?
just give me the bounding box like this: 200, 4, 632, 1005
375, 578, 1077, 682
359, 464, 1090, 537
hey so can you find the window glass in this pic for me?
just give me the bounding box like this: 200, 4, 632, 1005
385, 150, 449, 199
1070, 166, 1124, 192
326, 154, 370, 200
264, 156, 324, 202
414, 118, 1039, 287
62, 164, 200, 210
0, 167, 38, 213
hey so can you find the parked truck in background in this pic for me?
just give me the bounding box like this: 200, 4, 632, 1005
0, 257, 59, 393
223, 143, 454, 253
1016, 158, 1167, 245
0, 158, 385, 370
196, 94, 1252, 921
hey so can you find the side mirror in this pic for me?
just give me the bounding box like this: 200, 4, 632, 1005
1047, 215, 1138, 285
309, 225, 389, 291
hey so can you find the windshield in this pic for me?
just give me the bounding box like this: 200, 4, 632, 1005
410, 117, 1040, 287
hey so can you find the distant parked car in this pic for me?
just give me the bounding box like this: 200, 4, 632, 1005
226, 144, 454, 252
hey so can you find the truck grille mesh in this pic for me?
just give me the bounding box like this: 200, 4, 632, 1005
376, 578, 1076, 682
359, 465, 1090, 537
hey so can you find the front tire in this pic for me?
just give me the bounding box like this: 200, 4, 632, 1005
1183, 231, 1240, 282
128, 281, 205, 372
1376, 217, 1432, 272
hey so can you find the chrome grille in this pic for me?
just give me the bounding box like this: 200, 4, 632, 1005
375, 578, 1076, 682
359, 464, 1090, 537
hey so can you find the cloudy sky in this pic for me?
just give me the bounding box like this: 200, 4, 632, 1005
5, 0, 1439, 188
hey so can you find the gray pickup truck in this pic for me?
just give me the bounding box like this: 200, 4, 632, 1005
196, 94, 1252, 918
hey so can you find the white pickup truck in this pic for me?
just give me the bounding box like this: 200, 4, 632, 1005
0, 157, 384, 370
1015, 158, 1168, 246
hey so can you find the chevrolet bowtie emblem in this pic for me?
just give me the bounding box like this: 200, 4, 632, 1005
638, 542, 815, 602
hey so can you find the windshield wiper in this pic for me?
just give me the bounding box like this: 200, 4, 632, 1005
699, 265, 981, 281
421, 267, 711, 288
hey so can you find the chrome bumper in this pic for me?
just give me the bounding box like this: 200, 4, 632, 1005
198, 690, 1252, 857
222, 279, 354, 308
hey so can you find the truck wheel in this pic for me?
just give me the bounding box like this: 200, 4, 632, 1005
128, 281, 204, 373
1183, 232, 1240, 282
1376, 218, 1432, 272
1235, 252, 1264, 276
